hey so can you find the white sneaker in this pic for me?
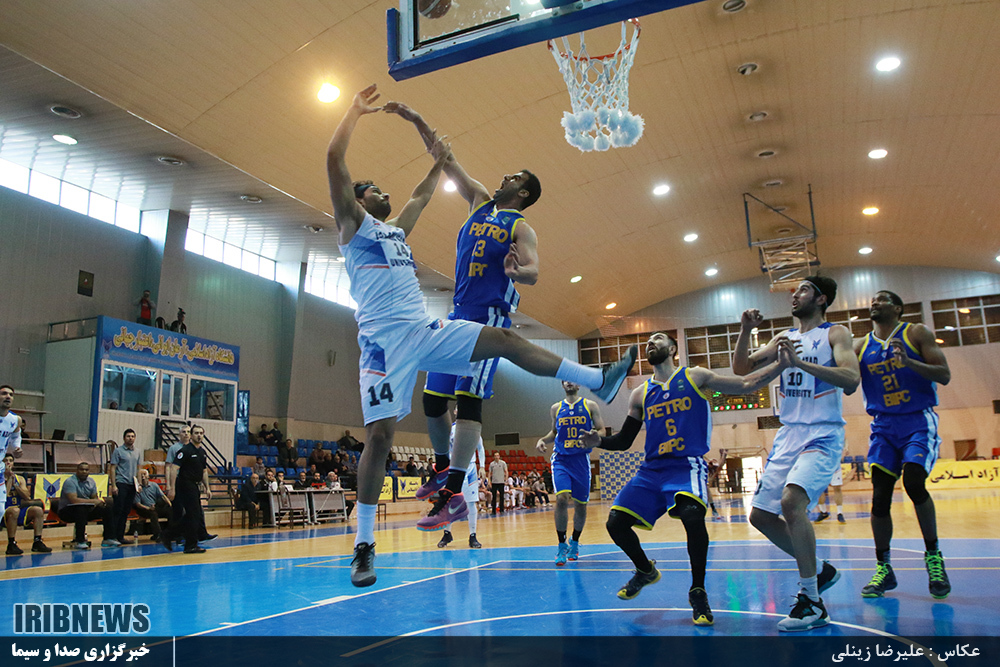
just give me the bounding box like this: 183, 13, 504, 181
777, 594, 830, 632
71, 542, 91, 550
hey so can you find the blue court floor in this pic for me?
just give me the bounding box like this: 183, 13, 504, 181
2, 536, 995, 639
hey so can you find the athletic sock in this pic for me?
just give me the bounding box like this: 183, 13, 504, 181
555, 359, 603, 390
7, 538, 14, 545
557, 531, 567, 544
836, 505, 844, 515
799, 575, 819, 601
924, 538, 939, 553
434, 455, 450, 472
33, 536, 42, 542
571, 529, 582, 542
445, 469, 466, 495
355, 503, 377, 547
467, 503, 478, 534
876, 549, 890, 564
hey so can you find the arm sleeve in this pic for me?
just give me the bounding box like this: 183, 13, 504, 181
598, 416, 643, 451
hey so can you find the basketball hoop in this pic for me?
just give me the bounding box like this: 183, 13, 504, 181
548, 18, 643, 152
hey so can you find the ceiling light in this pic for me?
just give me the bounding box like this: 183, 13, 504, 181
303, 224, 324, 233
49, 104, 82, 119
737, 62, 758, 76
944, 326, 955, 331
240, 194, 263, 204
157, 155, 185, 166
995, 254, 1000, 263
934, 338, 944, 344
443, 180, 457, 192
317, 83, 340, 103
605, 302, 617, 310
570, 275, 582, 283
762, 179, 784, 188
958, 308, 970, 314
868, 148, 888, 159
849, 315, 859, 321
862, 207, 879, 215
875, 56, 901, 72
683, 233, 698, 243
756, 149, 776, 158
705, 267, 719, 277
858, 246, 873, 255
652, 184, 670, 196
722, 0, 746, 12
747, 111, 768, 122
335, 256, 345, 263
52, 134, 77, 145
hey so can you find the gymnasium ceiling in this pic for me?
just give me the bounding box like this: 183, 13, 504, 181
1, 0, 998, 338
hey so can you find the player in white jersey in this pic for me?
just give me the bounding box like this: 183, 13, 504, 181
0, 385, 25, 508
437, 410, 486, 550
328, 85, 637, 587
732, 276, 860, 632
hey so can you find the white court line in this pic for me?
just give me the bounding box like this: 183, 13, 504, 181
188, 559, 502, 637
579, 543, 931, 560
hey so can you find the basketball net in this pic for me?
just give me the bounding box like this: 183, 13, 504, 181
548, 19, 644, 152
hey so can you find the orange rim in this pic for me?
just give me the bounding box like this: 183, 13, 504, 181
547, 18, 640, 61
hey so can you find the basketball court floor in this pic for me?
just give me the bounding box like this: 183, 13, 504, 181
3, 487, 997, 645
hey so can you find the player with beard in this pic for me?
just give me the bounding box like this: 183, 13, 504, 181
327, 85, 637, 586
733, 276, 861, 631
854, 290, 951, 599
582, 332, 788, 626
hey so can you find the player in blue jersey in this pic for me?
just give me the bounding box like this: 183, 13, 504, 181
733, 276, 861, 631
536, 382, 605, 565
327, 85, 637, 586
582, 332, 787, 626
381, 100, 546, 530
853, 290, 952, 599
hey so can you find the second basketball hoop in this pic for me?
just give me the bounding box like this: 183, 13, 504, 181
548, 18, 644, 152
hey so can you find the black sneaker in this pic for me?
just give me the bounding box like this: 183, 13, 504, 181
31, 540, 52, 553
777, 594, 830, 632
437, 530, 453, 548
199, 533, 218, 542
469, 534, 482, 549
593, 345, 638, 403
160, 533, 174, 553
861, 562, 897, 598
616, 561, 661, 600
925, 551, 951, 599
837, 513, 846, 524
6, 542, 23, 556
814, 511, 830, 523
817, 560, 841, 594
689, 587, 714, 626
351, 542, 377, 588
183, 546, 207, 554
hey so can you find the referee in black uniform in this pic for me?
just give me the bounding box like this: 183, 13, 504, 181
163, 425, 211, 554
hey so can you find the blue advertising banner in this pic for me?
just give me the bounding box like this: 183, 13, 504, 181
96, 316, 239, 381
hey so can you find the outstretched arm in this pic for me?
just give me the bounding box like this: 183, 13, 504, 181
732, 309, 780, 375
383, 101, 491, 210
388, 137, 452, 237
687, 361, 785, 397
580, 386, 644, 451
327, 85, 382, 245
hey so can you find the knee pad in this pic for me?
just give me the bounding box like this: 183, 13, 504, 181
902, 463, 930, 506
422, 392, 450, 419
870, 468, 896, 517
456, 394, 483, 423
674, 495, 707, 524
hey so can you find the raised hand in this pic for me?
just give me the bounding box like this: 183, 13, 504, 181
580, 429, 602, 449
776, 336, 801, 368
352, 84, 382, 115
888, 339, 911, 366
741, 308, 764, 330
535, 438, 547, 454
429, 135, 452, 163
383, 100, 418, 122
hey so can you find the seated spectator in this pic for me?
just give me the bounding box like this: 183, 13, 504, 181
256, 423, 270, 444
306, 464, 320, 480
308, 442, 326, 470
404, 456, 418, 476
337, 429, 363, 453
252, 457, 266, 477
310, 471, 324, 488
275, 470, 288, 491
277, 439, 297, 469
320, 450, 334, 475
237, 473, 261, 528
325, 471, 342, 490
132, 403, 147, 413
107, 401, 119, 411
133, 468, 170, 541
530, 473, 550, 506
269, 422, 283, 447
478, 477, 493, 507
293, 471, 310, 490
3, 454, 51, 554
170, 308, 187, 334
58, 462, 114, 549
